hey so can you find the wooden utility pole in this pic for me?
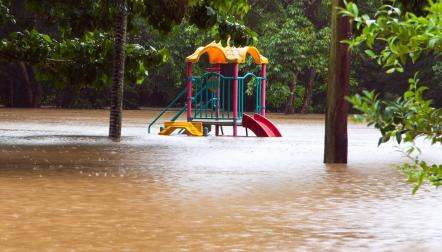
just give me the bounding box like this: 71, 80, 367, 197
324, 0, 352, 163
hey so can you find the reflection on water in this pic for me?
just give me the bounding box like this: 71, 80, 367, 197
1, 109, 441, 251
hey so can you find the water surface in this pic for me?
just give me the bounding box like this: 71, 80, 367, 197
1, 109, 441, 251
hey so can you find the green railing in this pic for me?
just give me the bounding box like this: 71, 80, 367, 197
239, 72, 262, 114
147, 82, 210, 133
191, 72, 263, 121
147, 88, 186, 133
192, 72, 233, 120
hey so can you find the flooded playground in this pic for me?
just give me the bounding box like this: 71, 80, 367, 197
1, 108, 441, 251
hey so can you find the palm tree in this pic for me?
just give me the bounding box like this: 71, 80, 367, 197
109, 0, 128, 140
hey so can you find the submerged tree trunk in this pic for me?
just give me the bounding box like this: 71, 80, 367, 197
285, 73, 298, 114
33, 81, 42, 108
29, 66, 42, 107
9, 80, 14, 107
59, 83, 75, 108
324, 0, 352, 163
109, 0, 128, 140
301, 68, 316, 114
18, 61, 34, 107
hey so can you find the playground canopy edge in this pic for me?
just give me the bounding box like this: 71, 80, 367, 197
185, 41, 269, 65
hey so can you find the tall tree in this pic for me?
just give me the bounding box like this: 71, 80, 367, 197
109, 0, 128, 140
324, 0, 352, 163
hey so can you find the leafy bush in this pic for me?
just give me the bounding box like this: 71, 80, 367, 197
344, 1, 442, 192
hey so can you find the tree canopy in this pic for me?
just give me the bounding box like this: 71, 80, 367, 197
0, 0, 441, 114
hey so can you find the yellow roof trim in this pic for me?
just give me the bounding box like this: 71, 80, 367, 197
186, 41, 269, 64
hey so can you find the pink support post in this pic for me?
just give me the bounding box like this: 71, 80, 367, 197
216, 64, 221, 136
261, 64, 267, 117
186, 62, 193, 121
232, 63, 239, 136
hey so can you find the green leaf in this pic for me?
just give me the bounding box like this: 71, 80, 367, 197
386, 68, 395, 74
364, 49, 376, 58
136, 76, 144, 85
428, 37, 439, 48
42, 34, 53, 43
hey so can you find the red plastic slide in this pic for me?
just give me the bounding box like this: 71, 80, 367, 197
242, 113, 282, 137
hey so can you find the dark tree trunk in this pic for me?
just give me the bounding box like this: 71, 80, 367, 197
33, 81, 42, 108
9, 80, 14, 107
324, 0, 352, 163
59, 83, 75, 108
18, 61, 34, 107
29, 66, 42, 107
285, 73, 298, 114
301, 68, 316, 114
109, 0, 128, 140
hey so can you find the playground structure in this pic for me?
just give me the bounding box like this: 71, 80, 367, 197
148, 41, 281, 137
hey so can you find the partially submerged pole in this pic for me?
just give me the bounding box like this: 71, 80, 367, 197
232, 63, 239, 136
324, 0, 352, 163
261, 64, 267, 116
215, 64, 221, 136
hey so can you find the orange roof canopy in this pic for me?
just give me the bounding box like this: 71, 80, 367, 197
186, 41, 269, 65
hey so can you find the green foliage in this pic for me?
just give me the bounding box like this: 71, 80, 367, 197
256, 2, 330, 112
197, 0, 249, 18
217, 20, 257, 46
390, 0, 431, 16
141, 23, 208, 104
141, 0, 253, 44
265, 82, 290, 110
345, 0, 442, 192
343, 1, 442, 73
348, 76, 441, 192
25, 0, 114, 36
348, 76, 441, 145
0, 0, 251, 108
0, 29, 167, 89
399, 145, 442, 194
145, 0, 188, 32
0, 0, 15, 25
187, 1, 256, 46
1, 0, 440, 115
1, 29, 54, 64
188, 4, 218, 29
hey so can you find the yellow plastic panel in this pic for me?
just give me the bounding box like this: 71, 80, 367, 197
185, 41, 268, 64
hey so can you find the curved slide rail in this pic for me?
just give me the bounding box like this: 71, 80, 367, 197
242, 113, 282, 137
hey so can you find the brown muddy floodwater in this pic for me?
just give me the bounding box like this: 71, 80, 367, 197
0, 108, 441, 251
